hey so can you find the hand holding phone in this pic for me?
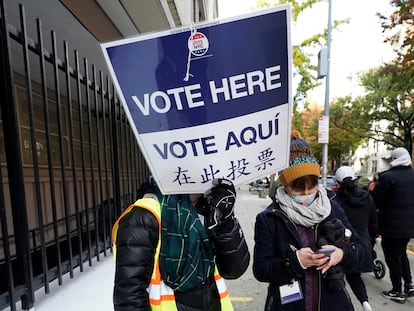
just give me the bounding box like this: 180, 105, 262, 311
316, 247, 336, 257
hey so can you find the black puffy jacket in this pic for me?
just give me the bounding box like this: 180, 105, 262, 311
113, 208, 158, 311
372, 165, 414, 238
335, 184, 377, 272
113, 200, 250, 311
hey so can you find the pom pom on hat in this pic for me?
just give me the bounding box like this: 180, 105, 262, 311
279, 136, 320, 186
291, 130, 302, 140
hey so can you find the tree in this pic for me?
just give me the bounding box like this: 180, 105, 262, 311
300, 97, 369, 172
355, 1, 414, 155
358, 66, 414, 155
254, 0, 348, 109
294, 103, 321, 158
327, 97, 371, 169
378, 0, 414, 67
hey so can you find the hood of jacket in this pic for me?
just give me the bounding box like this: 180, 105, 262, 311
337, 186, 371, 210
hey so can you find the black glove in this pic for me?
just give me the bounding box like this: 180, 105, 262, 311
204, 178, 236, 229
194, 196, 210, 216
317, 218, 346, 291
317, 218, 345, 247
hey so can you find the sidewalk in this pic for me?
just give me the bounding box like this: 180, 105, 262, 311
19, 256, 115, 311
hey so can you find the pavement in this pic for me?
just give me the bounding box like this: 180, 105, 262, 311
6, 185, 414, 311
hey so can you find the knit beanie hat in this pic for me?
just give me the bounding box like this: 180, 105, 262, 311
279, 136, 320, 186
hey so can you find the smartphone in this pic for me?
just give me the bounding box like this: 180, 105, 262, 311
316, 247, 336, 256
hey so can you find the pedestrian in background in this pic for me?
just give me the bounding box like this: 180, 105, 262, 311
372, 147, 414, 304
112, 178, 250, 311
253, 135, 367, 311
335, 166, 378, 311
367, 172, 379, 192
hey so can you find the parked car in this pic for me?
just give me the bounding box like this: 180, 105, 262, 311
249, 177, 270, 195
318, 176, 339, 191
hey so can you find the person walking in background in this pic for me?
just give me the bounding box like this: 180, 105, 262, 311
367, 172, 379, 192
253, 135, 367, 311
334, 166, 378, 311
367, 171, 380, 260
372, 147, 414, 304
112, 177, 250, 311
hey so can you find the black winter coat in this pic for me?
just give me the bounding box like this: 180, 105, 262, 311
113, 208, 158, 311
113, 204, 250, 311
372, 166, 414, 238
253, 199, 366, 311
335, 185, 377, 272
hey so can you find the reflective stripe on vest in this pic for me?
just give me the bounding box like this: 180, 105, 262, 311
112, 197, 233, 310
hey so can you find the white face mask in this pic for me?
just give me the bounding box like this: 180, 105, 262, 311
289, 192, 317, 206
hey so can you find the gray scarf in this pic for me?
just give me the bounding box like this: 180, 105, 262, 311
276, 185, 331, 227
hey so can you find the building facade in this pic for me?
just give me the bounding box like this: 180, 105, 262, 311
0, 1, 218, 310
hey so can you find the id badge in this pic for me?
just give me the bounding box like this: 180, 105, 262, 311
279, 280, 303, 305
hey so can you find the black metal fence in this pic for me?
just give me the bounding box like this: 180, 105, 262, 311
0, 1, 149, 310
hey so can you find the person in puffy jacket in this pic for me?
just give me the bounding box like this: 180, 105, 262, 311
253, 136, 367, 311
372, 147, 414, 304
113, 177, 250, 311
334, 166, 377, 311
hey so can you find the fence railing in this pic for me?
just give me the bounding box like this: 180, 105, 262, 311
0, 1, 149, 310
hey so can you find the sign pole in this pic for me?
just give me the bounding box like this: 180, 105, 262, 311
321, 0, 332, 186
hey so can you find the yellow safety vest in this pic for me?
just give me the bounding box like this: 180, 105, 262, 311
112, 198, 234, 311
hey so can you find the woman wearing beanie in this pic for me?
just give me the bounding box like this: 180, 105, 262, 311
253, 136, 367, 311
334, 166, 378, 311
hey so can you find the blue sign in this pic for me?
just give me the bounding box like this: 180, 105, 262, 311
101, 5, 292, 194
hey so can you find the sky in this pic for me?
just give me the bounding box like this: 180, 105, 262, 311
218, 0, 394, 100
